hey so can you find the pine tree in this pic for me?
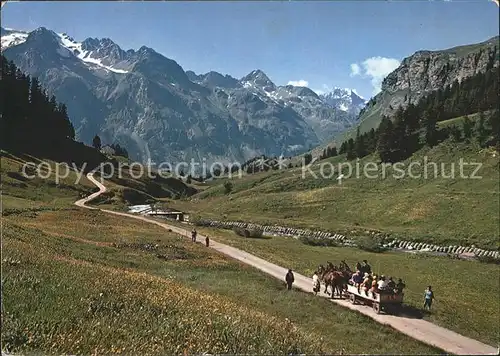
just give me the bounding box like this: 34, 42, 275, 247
367, 128, 377, 153
487, 109, 499, 147
354, 127, 367, 158
424, 113, 438, 147
92, 135, 102, 150
304, 153, 313, 165
475, 111, 488, 147
346, 138, 356, 160
377, 116, 394, 162
449, 125, 462, 142
0, 55, 79, 152
462, 116, 473, 142
339, 141, 347, 155
392, 107, 409, 160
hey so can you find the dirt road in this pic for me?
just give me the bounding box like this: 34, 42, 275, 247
75, 172, 498, 355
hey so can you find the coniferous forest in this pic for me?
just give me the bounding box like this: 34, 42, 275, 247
1, 54, 105, 168
322, 65, 500, 163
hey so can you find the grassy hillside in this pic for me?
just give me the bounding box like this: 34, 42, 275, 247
1, 152, 198, 212
90, 163, 198, 210
171, 140, 499, 249
1, 166, 440, 354
436, 112, 481, 129
1, 151, 98, 211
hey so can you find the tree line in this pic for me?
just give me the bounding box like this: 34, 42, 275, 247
1, 54, 75, 152
1, 55, 107, 169
321, 65, 500, 163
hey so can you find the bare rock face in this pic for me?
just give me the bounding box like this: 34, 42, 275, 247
337, 36, 499, 142
382, 37, 499, 107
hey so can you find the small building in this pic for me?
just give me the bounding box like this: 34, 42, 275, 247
101, 145, 116, 155
146, 210, 185, 221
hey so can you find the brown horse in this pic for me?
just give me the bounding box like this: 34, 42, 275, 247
319, 264, 347, 298
320, 261, 353, 298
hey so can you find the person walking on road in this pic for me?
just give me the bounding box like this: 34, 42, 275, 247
285, 269, 295, 290
191, 229, 197, 242
205, 235, 210, 247
424, 286, 435, 311
312, 271, 320, 295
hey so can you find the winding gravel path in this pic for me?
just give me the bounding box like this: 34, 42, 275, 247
75, 172, 498, 355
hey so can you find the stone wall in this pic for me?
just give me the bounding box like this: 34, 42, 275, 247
195, 219, 500, 260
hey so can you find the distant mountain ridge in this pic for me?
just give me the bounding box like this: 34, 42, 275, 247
1, 26, 365, 165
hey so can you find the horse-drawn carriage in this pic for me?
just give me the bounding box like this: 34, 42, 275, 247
345, 284, 404, 314
316, 260, 405, 314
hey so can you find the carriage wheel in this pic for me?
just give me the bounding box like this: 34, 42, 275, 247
373, 302, 381, 314
349, 293, 357, 304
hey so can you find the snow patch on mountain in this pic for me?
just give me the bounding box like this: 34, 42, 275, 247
1, 31, 28, 49
58, 33, 129, 74
319, 87, 367, 112
339, 103, 349, 111
0, 27, 128, 74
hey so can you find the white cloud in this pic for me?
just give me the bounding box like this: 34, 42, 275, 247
287, 79, 309, 87
350, 63, 360, 77
350, 56, 400, 95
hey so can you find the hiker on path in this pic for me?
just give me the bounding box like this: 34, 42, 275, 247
285, 269, 295, 290
424, 286, 435, 310
312, 271, 320, 295
191, 229, 197, 242
205, 235, 210, 247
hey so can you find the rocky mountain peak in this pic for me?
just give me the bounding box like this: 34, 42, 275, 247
284, 85, 320, 99
200, 71, 241, 89
1, 25, 366, 164
81, 37, 127, 64
241, 69, 276, 91
319, 88, 366, 112
26, 27, 59, 46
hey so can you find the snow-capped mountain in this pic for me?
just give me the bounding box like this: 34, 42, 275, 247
1, 26, 366, 163
1, 27, 29, 48
319, 88, 367, 113
187, 70, 366, 142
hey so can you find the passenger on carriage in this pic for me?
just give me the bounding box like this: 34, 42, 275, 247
362, 273, 371, 294
360, 260, 372, 275
377, 275, 389, 293
350, 270, 363, 287
387, 277, 396, 290
395, 278, 406, 294
371, 274, 378, 293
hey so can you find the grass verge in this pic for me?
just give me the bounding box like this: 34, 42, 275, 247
2, 208, 441, 354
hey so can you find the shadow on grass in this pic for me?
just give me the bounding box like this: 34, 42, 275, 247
397, 304, 426, 319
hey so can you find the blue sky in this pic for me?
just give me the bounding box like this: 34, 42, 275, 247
2, 1, 498, 98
